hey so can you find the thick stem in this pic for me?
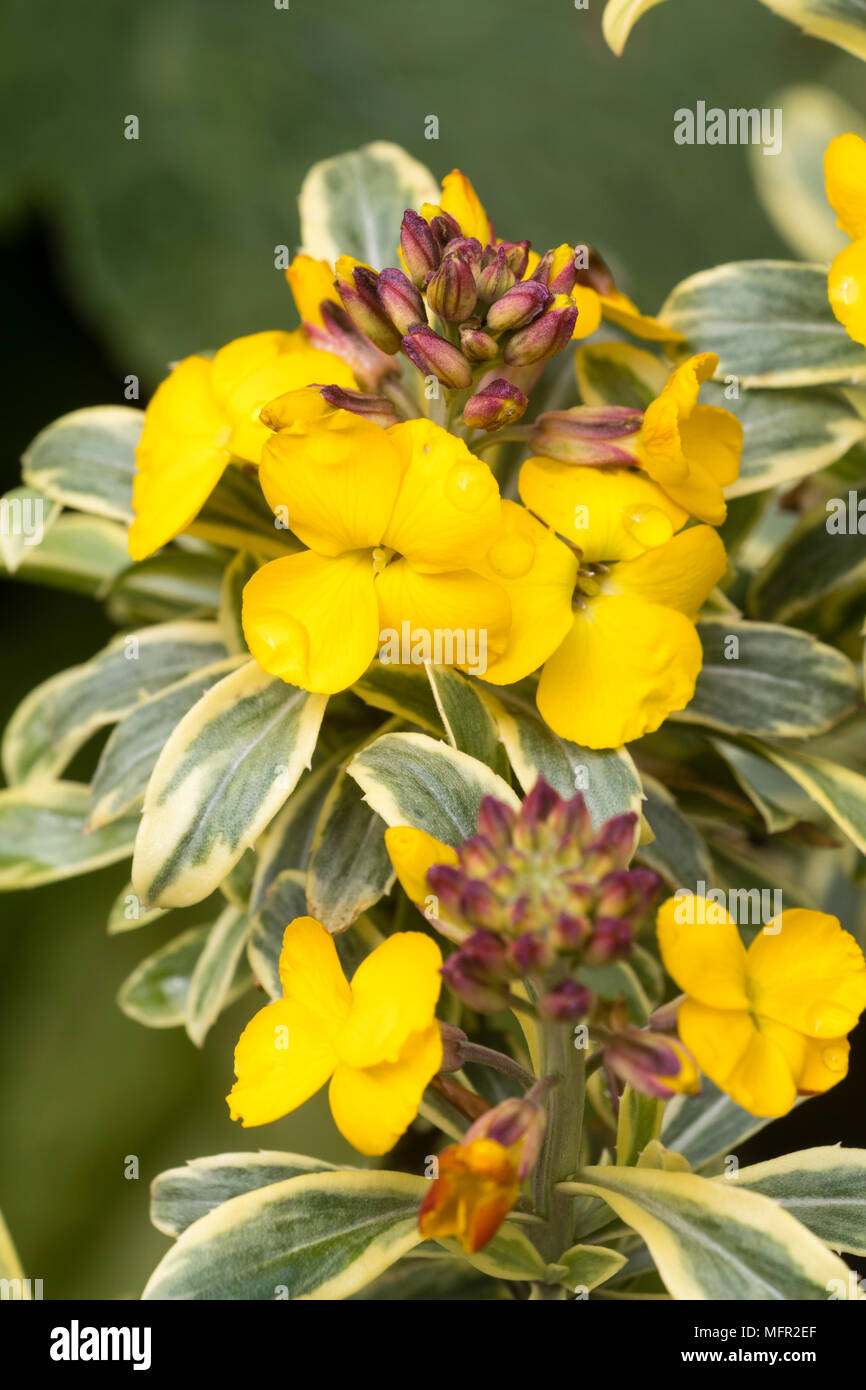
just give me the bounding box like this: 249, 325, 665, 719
532, 1021, 586, 1261
459, 1042, 536, 1090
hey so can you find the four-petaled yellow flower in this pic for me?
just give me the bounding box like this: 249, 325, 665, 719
228, 917, 443, 1155
242, 411, 511, 692
825, 133, 866, 348
128, 330, 354, 560
657, 898, 866, 1117
632, 352, 742, 525
479, 472, 727, 748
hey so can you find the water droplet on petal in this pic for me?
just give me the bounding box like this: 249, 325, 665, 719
487, 534, 534, 579
623, 505, 674, 549
445, 462, 497, 512
822, 1045, 847, 1074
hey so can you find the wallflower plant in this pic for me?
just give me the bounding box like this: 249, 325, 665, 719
2, 139, 866, 1302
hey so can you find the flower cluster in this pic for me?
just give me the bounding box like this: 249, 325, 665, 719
127, 166, 743, 751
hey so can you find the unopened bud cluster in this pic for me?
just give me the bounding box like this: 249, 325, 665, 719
432, 778, 662, 1021
304, 204, 604, 433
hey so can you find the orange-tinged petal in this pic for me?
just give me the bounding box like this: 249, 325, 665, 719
519, 459, 687, 563
339, 931, 442, 1068
129, 355, 231, 560
227, 997, 337, 1126
824, 133, 866, 241
286, 253, 341, 327
374, 559, 511, 670
329, 1021, 443, 1155
656, 894, 749, 1010
611, 524, 727, 618
601, 290, 686, 343
537, 593, 703, 748
278, 916, 352, 1034
828, 236, 866, 347
439, 170, 493, 245
383, 419, 502, 571
677, 999, 797, 1117
242, 549, 379, 692
259, 412, 403, 556
419, 1139, 519, 1253
746, 909, 866, 1040
478, 500, 578, 685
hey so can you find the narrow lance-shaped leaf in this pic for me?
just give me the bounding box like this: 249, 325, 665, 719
247, 870, 308, 999
760, 0, 866, 62
678, 618, 859, 738
749, 486, 866, 623
559, 1164, 848, 1300
348, 731, 519, 846
0, 486, 62, 573
306, 767, 395, 935
736, 737, 866, 856
424, 664, 503, 771
132, 660, 327, 908
142, 1170, 430, 1301
0, 782, 137, 890
661, 1079, 796, 1171
117, 923, 251, 1029
3, 620, 229, 785
20, 404, 142, 521
0, 514, 130, 595
185, 905, 254, 1047
151, 1151, 343, 1237
638, 774, 713, 891
721, 1146, 866, 1255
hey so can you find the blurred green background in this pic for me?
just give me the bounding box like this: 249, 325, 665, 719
1, 0, 865, 1298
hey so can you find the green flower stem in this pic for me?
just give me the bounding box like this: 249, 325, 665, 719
532, 1021, 586, 1261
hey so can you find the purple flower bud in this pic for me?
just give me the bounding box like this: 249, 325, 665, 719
477, 796, 517, 852
458, 834, 500, 877
538, 980, 594, 1022
426, 863, 465, 917
402, 325, 473, 388
308, 303, 398, 391
582, 813, 638, 876
548, 792, 594, 852
498, 240, 531, 278
426, 254, 478, 322
401, 209, 440, 287
459, 322, 500, 362
429, 211, 463, 247
520, 777, 562, 831
584, 916, 634, 967
531, 406, 644, 464
486, 280, 550, 333
441, 930, 512, 1014
462, 379, 527, 432
460, 878, 508, 932
507, 931, 551, 975
466, 1097, 547, 1179
478, 247, 516, 303
606, 1028, 693, 1100
336, 265, 403, 354
503, 299, 578, 365
317, 385, 400, 428
550, 911, 591, 952
596, 868, 662, 923
377, 267, 427, 335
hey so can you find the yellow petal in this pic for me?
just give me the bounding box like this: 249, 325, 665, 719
278, 916, 352, 1034
212, 332, 355, 464
601, 290, 686, 343
374, 559, 512, 670
242, 550, 379, 692
682, 405, 742, 486
828, 236, 866, 348
286, 253, 340, 327
259, 412, 403, 556
611, 525, 727, 619
227, 998, 336, 1127
824, 133, 866, 241
570, 284, 603, 339
746, 910, 866, 1040
129, 355, 231, 561
656, 894, 749, 1010
384, 826, 457, 907
383, 419, 502, 571
519, 459, 687, 563
339, 931, 443, 1068
477, 501, 577, 685
329, 1021, 443, 1155
677, 999, 797, 1117
536, 593, 703, 748
439, 170, 493, 245
797, 1034, 851, 1095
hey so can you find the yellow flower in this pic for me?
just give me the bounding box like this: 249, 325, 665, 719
657, 898, 866, 1117
418, 1138, 520, 1253
227, 916, 443, 1155
384, 826, 464, 941
600, 288, 686, 345
479, 476, 726, 748
129, 331, 354, 560
285, 253, 341, 327
825, 133, 866, 347
242, 413, 511, 692
631, 353, 742, 525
